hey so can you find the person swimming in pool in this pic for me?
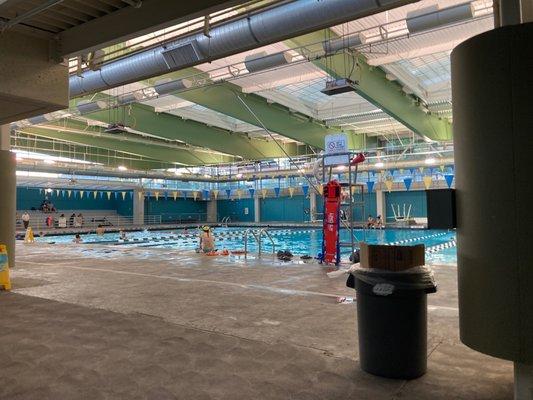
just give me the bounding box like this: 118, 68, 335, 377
198, 226, 215, 253
73, 234, 82, 244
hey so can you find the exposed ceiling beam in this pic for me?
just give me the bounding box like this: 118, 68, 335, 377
286, 31, 453, 142
76, 101, 299, 159
56, 0, 245, 56
19, 124, 234, 165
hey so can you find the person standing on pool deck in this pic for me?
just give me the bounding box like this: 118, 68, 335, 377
198, 226, 215, 253
21, 211, 30, 229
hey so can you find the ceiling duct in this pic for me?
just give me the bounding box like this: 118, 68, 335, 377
406, 2, 475, 34
117, 92, 144, 105
69, 0, 418, 97
27, 115, 52, 125
323, 33, 363, 55
244, 51, 293, 73
153, 78, 193, 95
76, 100, 107, 114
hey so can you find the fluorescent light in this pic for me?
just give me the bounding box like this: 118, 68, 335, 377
46, 188, 53, 193
203, 174, 210, 178
236, 173, 243, 179
298, 168, 306, 174
336, 165, 346, 172
16, 156, 24, 161
118, 165, 128, 171
174, 170, 182, 176
425, 158, 436, 165
375, 162, 384, 168
43, 159, 55, 165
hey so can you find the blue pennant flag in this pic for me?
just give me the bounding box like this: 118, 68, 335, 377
366, 181, 375, 193
403, 177, 413, 191
409, 168, 415, 175
248, 188, 255, 198
61, 190, 66, 197
146, 191, 151, 198
164, 191, 168, 201
114, 192, 118, 199
182, 191, 187, 200
99, 191, 104, 199
302, 185, 309, 197
274, 187, 281, 197
225, 189, 232, 198
390, 169, 396, 176
444, 174, 454, 188
74, 190, 79, 198
203, 190, 209, 200
129, 191, 133, 199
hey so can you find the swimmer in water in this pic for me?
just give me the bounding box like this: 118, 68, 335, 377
119, 230, 127, 240
73, 234, 82, 244
198, 226, 215, 253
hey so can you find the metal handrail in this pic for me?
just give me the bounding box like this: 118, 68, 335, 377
258, 228, 276, 257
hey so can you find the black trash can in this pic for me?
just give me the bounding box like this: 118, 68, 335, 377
352, 267, 437, 380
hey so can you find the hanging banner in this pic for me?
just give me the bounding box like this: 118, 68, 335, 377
409, 168, 415, 175
248, 188, 255, 198
366, 181, 375, 193
80, 190, 84, 199
403, 177, 413, 191
164, 192, 168, 201
261, 188, 268, 199
390, 169, 396, 176
444, 174, 454, 188
129, 191, 133, 199
137, 191, 143, 201
67, 190, 72, 198
154, 191, 160, 201
419, 167, 425, 174
172, 191, 178, 201
399, 168, 404, 174
182, 191, 187, 200
288, 187, 295, 198
212, 189, 219, 200
55, 189, 60, 197
121, 191, 127, 200
302, 185, 309, 197
236, 189, 243, 199
274, 187, 281, 197
93, 191, 98, 199
193, 191, 199, 201
60, 190, 65, 197
114, 192, 119, 200
105, 191, 111, 200
99, 191, 104, 199
225, 189, 232, 198
39, 189, 43, 195
203, 190, 209, 200
439, 165, 446, 172
423, 175, 433, 190
384, 179, 393, 192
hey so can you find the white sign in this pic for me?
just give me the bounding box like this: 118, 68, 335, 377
324, 133, 350, 166
325, 133, 348, 154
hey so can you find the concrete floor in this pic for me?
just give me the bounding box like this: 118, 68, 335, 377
1, 242, 513, 399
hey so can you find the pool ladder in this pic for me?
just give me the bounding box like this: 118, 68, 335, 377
221, 216, 231, 227
243, 228, 275, 258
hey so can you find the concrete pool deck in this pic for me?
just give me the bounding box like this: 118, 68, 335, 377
1, 242, 512, 399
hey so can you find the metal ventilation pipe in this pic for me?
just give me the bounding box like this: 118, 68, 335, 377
69, 0, 419, 97
244, 51, 293, 73
406, 2, 475, 34
323, 33, 363, 55
153, 78, 192, 95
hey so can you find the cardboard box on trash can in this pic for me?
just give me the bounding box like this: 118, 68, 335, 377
359, 243, 425, 271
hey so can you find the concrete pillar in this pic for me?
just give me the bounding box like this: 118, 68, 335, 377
376, 190, 385, 222
0, 125, 16, 268
207, 200, 217, 223
451, 22, 533, 372
133, 188, 145, 225
515, 363, 533, 400
309, 191, 317, 221
254, 196, 260, 223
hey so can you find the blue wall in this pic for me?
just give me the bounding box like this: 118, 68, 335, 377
145, 198, 207, 223
385, 190, 427, 220
260, 196, 310, 222
217, 198, 255, 222
16, 187, 132, 215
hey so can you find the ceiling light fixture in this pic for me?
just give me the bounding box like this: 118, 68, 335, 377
425, 158, 436, 165
118, 165, 128, 171
375, 162, 384, 168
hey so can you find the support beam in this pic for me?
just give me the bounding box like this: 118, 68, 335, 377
0, 125, 16, 268
0, 31, 67, 124
287, 32, 453, 142
254, 196, 260, 223
80, 102, 291, 159
21, 126, 233, 165
133, 188, 145, 225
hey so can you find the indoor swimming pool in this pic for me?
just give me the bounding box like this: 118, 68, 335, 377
35, 227, 457, 264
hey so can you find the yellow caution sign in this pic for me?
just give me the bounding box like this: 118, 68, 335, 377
0, 244, 11, 291
24, 227, 34, 243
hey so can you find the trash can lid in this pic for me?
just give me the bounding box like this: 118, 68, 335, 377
352, 265, 437, 293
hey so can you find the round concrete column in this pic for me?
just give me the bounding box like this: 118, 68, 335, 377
0, 150, 16, 268
451, 23, 533, 365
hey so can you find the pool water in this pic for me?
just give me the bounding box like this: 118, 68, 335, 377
36, 227, 457, 265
